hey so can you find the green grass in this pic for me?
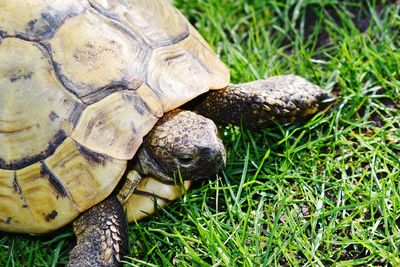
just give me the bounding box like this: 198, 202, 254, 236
1, 0, 400, 266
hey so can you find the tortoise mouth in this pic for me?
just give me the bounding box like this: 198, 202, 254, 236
134, 139, 226, 182
170, 141, 226, 180
177, 142, 226, 180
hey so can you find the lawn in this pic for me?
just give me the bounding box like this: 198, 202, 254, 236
1, 0, 399, 266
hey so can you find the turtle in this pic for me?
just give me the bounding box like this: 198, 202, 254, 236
0, 0, 332, 266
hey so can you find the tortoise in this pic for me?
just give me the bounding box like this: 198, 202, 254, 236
0, 0, 331, 266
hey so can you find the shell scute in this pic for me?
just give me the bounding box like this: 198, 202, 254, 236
13, 163, 79, 233
0, 38, 82, 169
72, 90, 160, 160
47, 10, 150, 99
88, 0, 189, 47
0, 0, 87, 40
44, 138, 126, 212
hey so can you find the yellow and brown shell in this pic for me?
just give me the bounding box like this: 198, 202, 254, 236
0, 0, 229, 234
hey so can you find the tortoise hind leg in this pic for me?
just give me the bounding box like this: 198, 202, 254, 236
68, 196, 128, 267
195, 75, 333, 130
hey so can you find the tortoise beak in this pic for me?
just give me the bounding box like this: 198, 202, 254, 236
186, 140, 226, 180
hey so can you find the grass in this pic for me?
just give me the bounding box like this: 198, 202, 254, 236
1, 0, 400, 266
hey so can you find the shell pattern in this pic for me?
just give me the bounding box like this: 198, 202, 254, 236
0, 0, 229, 233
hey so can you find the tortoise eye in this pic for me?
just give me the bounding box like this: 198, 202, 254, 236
177, 155, 194, 166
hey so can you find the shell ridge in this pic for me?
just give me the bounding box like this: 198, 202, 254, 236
40, 161, 69, 198
3, 36, 87, 105
136, 82, 164, 118
80, 82, 143, 105
0, 129, 68, 170
12, 171, 32, 215
38, 160, 80, 212
0, 1, 89, 42
88, 0, 189, 49
87, 4, 149, 47
37, 41, 86, 102
74, 141, 115, 166
149, 27, 190, 49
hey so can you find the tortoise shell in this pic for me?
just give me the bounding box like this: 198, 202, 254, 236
0, 0, 229, 233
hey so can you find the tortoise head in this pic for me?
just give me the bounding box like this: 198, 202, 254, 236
135, 110, 226, 181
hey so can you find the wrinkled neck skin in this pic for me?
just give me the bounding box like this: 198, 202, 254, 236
134, 147, 175, 181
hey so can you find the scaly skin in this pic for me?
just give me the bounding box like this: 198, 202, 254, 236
68, 196, 128, 267
196, 75, 332, 130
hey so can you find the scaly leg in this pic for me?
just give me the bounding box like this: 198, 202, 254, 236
68, 196, 128, 267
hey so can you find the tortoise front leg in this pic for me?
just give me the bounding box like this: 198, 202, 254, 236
196, 75, 333, 130
68, 196, 128, 267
